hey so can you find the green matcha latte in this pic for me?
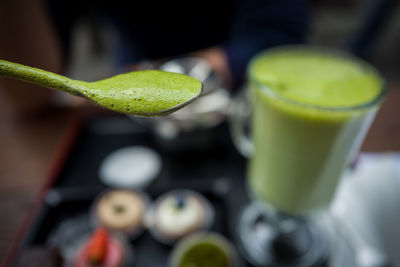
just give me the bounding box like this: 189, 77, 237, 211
248, 47, 385, 215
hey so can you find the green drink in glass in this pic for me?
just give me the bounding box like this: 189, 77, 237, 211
249, 48, 384, 215
232, 46, 385, 266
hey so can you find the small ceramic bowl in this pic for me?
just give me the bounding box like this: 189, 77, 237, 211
92, 189, 150, 239
146, 189, 215, 245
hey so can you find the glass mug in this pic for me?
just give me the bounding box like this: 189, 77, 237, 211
230, 46, 386, 266
232, 46, 385, 215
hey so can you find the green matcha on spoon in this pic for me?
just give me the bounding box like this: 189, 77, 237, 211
0, 59, 203, 116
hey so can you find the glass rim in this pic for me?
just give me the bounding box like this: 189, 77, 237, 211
248, 45, 387, 112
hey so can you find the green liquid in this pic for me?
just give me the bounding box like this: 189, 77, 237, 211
178, 242, 230, 267
88, 70, 202, 115
251, 50, 381, 107
248, 48, 383, 215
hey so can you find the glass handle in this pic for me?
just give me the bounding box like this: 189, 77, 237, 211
229, 88, 254, 158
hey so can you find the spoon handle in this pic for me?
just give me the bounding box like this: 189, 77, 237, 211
0, 59, 87, 96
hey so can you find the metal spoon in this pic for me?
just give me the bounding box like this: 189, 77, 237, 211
0, 59, 203, 116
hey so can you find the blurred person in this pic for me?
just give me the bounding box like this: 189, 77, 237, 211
0, 0, 309, 117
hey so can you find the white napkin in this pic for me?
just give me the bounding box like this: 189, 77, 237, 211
331, 152, 400, 266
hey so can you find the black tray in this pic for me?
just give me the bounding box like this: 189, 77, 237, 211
9, 116, 252, 266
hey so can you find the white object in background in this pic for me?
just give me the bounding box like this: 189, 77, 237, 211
331, 152, 400, 267
99, 146, 162, 189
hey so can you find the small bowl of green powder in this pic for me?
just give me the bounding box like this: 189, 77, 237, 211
169, 232, 237, 267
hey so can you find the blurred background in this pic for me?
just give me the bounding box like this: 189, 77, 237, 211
0, 0, 399, 266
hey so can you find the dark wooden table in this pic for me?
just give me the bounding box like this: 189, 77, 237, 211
0, 84, 399, 264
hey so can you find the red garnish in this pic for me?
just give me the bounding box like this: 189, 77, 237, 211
86, 227, 109, 266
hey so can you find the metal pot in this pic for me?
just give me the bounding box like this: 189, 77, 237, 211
132, 57, 231, 153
